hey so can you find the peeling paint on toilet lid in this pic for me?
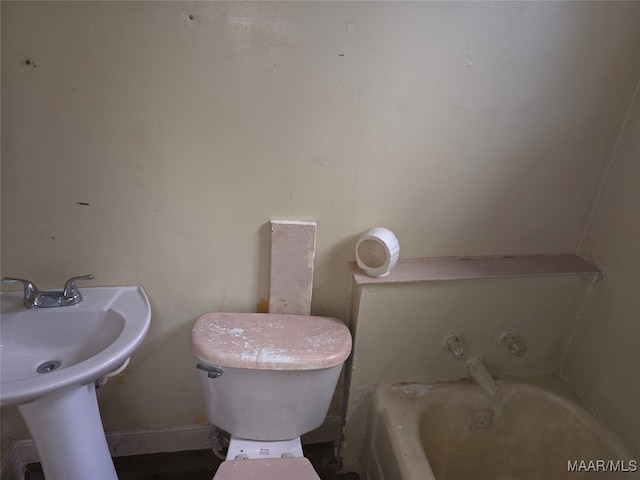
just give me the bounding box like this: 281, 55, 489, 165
191, 312, 352, 370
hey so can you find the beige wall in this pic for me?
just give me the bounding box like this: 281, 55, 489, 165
1, 0, 639, 462
564, 83, 640, 456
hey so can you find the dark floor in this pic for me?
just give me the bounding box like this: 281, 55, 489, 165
24, 443, 359, 480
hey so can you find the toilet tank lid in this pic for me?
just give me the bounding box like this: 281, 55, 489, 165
191, 313, 352, 370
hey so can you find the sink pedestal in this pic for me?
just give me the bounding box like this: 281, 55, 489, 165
19, 383, 117, 480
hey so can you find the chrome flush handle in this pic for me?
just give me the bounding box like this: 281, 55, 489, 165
197, 364, 223, 379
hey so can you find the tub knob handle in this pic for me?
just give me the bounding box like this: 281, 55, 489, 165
500, 330, 527, 357
444, 333, 468, 361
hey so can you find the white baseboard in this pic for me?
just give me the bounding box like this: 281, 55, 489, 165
1, 417, 341, 479
1, 441, 26, 480
1, 438, 40, 480
1, 424, 211, 480
107, 424, 213, 457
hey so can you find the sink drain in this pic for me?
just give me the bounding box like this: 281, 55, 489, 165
36, 360, 61, 374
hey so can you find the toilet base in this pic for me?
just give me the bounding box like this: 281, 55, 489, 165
226, 435, 304, 460
213, 457, 320, 480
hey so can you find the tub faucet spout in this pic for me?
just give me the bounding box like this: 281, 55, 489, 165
466, 358, 501, 401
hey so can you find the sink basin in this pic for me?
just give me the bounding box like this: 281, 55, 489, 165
1, 286, 151, 406
0, 285, 151, 480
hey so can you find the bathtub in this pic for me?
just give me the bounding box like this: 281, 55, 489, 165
365, 378, 638, 480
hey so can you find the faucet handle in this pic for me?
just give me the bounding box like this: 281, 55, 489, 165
500, 329, 527, 357
2, 277, 39, 294
63, 274, 94, 298
2, 277, 40, 307
444, 332, 468, 361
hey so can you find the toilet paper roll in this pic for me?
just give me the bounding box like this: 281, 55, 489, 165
355, 227, 400, 277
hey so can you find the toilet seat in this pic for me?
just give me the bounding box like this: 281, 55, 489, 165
212, 457, 320, 480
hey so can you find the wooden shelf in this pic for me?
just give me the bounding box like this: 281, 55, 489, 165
352, 255, 601, 286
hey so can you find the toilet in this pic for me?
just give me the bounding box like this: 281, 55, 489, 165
190, 312, 352, 479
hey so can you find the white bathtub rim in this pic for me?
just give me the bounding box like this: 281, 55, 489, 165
372, 385, 436, 480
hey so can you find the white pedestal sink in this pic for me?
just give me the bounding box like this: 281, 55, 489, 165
1, 286, 151, 480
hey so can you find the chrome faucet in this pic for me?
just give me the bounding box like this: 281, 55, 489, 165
2, 275, 94, 308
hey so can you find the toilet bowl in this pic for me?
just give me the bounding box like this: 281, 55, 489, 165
190, 312, 352, 479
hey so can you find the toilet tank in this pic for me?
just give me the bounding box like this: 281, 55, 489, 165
190, 313, 352, 441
